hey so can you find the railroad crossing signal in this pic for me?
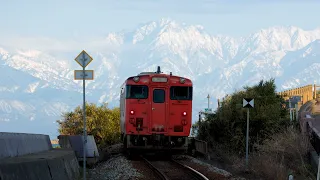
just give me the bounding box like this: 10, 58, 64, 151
243, 98, 254, 108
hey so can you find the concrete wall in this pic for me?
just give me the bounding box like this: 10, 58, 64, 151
298, 101, 320, 174
58, 135, 99, 158
0, 132, 52, 159
0, 149, 80, 180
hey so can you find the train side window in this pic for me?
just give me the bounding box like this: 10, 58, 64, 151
153, 89, 165, 103
170, 86, 192, 100
126, 85, 148, 99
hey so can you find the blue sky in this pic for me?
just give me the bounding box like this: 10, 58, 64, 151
1, 0, 319, 42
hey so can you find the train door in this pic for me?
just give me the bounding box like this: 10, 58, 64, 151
151, 87, 167, 132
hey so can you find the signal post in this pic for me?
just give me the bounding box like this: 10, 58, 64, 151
74, 50, 94, 180
242, 98, 254, 171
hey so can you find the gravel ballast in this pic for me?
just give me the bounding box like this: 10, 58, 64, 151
173, 155, 246, 179
87, 155, 143, 180
86, 150, 246, 179
87, 154, 161, 180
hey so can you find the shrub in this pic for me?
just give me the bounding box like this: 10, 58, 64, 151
194, 79, 290, 155
56, 102, 121, 149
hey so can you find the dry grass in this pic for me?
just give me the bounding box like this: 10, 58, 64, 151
208, 126, 315, 180
248, 126, 314, 180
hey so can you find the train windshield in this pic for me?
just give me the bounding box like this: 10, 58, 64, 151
126, 85, 148, 99
170, 86, 192, 100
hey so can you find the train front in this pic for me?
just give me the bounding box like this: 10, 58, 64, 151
121, 68, 193, 153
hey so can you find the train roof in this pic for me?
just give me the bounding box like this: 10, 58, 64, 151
127, 73, 192, 81
122, 66, 192, 85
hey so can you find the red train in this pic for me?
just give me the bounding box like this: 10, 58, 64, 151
120, 66, 193, 154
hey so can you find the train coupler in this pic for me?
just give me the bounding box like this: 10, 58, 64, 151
143, 137, 148, 146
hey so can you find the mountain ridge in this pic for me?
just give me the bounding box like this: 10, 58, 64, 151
0, 18, 319, 137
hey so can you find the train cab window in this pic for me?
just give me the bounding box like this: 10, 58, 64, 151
153, 89, 165, 103
126, 85, 148, 99
170, 86, 192, 100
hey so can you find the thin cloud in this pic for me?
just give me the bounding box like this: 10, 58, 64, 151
107, 0, 242, 15
0, 36, 118, 53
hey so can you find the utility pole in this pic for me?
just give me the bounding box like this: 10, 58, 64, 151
198, 111, 203, 137
292, 108, 295, 121
289, 97, 292, 122
207, 94, 210, 109
295, 104, 298, 121
313, 81, 317, 99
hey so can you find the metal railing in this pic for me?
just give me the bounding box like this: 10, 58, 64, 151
188, 137, 209, 159
194, 139, 208, 156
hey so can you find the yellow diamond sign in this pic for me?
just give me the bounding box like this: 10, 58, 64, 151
74, 50, 93, 68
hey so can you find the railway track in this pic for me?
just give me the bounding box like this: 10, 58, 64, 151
141, 155, 209, 180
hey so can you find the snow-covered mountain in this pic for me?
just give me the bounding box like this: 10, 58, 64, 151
1, 18, 320, 138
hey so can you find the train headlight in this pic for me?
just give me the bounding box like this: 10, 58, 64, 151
182, 111, 187, 116
133, 76, 139, 82
130, 110, 134, 115
180, 78, 186, 84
